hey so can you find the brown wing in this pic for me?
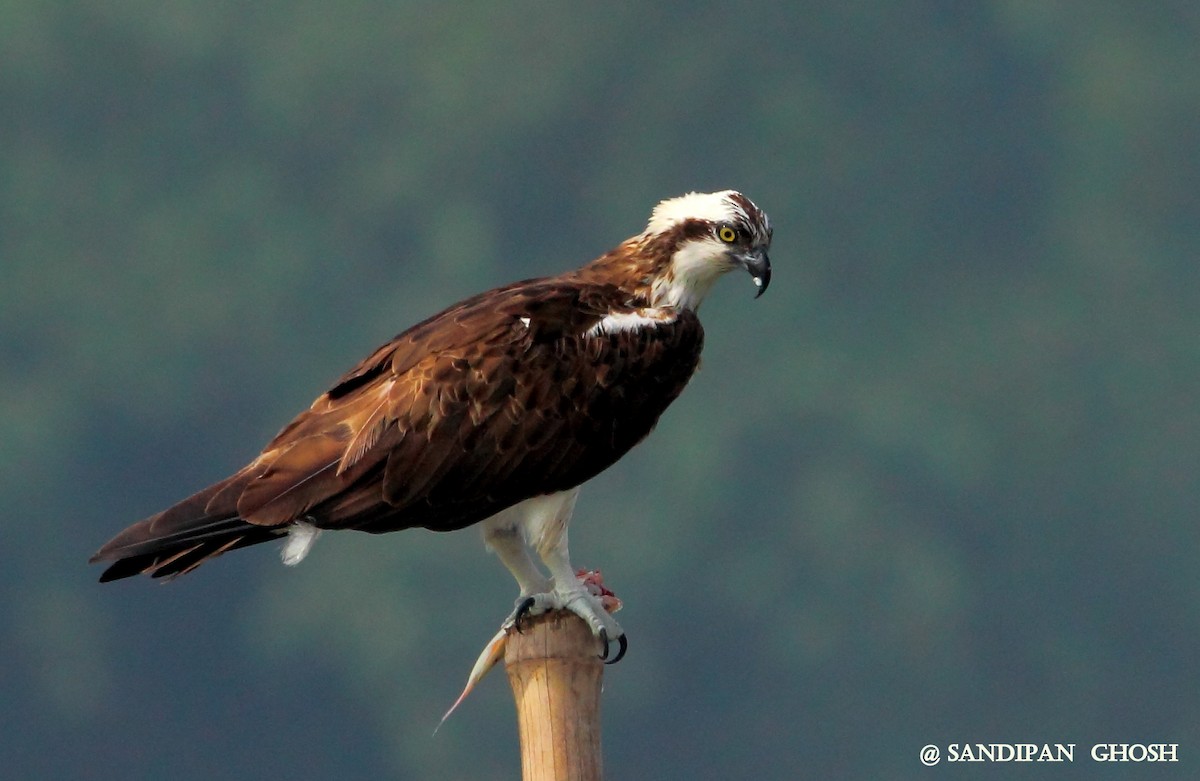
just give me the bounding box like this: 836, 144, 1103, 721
90, 278, 703, 580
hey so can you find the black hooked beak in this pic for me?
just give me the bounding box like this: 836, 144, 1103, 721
740, 248, 771, 298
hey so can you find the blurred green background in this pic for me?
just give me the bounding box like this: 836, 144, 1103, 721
3, 2, 1198, 778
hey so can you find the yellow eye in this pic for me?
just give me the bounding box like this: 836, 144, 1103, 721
718, 226, 737, 243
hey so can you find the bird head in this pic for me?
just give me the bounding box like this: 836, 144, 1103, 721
641, 190, 772, 310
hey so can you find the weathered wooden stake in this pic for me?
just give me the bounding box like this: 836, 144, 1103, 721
504, 610, 604, 781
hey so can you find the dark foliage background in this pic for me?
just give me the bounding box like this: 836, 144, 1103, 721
3, 2, 1198, 778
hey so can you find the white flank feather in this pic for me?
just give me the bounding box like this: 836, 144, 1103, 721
584, 308, 674, 338
281, 521, 321, 566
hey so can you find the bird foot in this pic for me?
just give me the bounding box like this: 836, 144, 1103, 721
503, 570, 627, 664
437, 570, 623, 731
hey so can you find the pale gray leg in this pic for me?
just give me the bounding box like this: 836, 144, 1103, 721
485, 490, 625, 661
531, 527, 625, 652
483, 524, 552, 597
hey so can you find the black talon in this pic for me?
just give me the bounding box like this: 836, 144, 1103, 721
605, 634, 628, 665
513, 596, 536, 633
597, 628, 609, 660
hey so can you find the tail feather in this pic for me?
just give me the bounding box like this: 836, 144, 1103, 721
91, 474, 285, 582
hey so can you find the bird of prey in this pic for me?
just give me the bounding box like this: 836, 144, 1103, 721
91, 190, 772, 661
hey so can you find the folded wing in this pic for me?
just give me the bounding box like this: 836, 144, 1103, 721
91, 279, 703, 580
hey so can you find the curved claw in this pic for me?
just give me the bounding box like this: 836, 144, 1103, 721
605, 633, 628, 665
513, 596, 536, 633
596, 629, 628, 664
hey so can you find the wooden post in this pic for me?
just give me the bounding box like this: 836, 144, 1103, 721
504, 610, 604, 781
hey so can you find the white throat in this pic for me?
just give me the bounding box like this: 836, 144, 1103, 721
650, 236, 731, 309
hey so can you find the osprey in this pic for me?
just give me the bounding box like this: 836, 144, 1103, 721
91, 190, 772, 661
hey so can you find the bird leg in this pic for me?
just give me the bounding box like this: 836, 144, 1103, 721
483, 492, 626, 663
484, 524, 552, 597
513, 529, 626, 663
